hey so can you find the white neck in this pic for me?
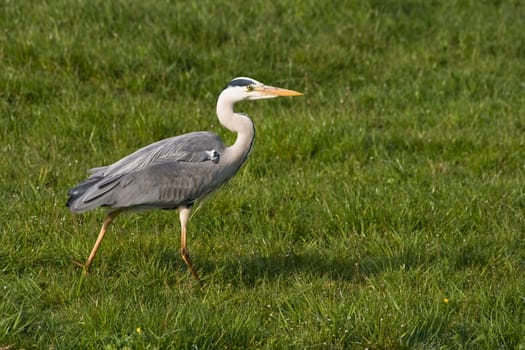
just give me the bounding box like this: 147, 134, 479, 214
216, 92, 255, 164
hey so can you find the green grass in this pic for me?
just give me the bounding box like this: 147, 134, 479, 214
1, 0, 524, 348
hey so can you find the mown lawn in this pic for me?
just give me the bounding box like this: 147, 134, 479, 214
1, 1, 524, 348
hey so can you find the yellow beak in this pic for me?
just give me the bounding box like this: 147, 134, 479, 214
257, 85, 303, 97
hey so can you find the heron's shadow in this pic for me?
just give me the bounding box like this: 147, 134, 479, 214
198, 250, 395, 287
158, 245, 417, 286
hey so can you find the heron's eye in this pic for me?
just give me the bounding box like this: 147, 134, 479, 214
246, 85, 255, 91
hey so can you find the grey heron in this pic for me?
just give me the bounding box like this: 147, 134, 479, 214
67, 77, 302, 283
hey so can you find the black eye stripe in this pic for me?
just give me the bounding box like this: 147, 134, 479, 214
226, 78, 256, 88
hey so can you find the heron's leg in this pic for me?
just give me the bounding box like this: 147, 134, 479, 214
179, 207, 201, 284
74, 209, 122, 273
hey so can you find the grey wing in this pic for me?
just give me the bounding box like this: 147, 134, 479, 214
109, 160, 232, 210
91, 131, 225, 177
67, 131, 226, 212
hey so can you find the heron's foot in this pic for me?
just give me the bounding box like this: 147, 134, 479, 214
71, 258, 90, 275
180, 248, 202, 286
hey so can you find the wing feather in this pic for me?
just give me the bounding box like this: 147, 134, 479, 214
92, 131, 225, 177
112, 160, 229, 209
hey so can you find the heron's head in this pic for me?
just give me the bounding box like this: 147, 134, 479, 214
223, 77, 303, 102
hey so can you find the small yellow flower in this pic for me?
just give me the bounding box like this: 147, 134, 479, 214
136, 327, 142, 334
443, 298, 449, 304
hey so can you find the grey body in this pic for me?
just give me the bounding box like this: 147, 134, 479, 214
67, 131, 251, 213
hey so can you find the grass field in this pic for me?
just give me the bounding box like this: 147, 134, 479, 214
1, 0, 524, 348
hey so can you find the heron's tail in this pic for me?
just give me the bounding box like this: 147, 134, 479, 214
66, 176, 106, 212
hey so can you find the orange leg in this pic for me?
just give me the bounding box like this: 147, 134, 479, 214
179, 207, 201, 284
73, 209, 122, 273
